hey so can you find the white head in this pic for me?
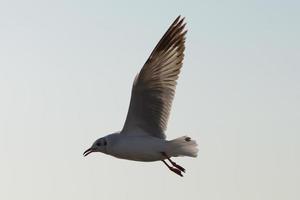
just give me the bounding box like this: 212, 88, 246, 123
83, 133, 119, 157
83, 137, 108, 156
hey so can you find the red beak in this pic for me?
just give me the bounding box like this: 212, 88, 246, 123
83, 147, 94, 157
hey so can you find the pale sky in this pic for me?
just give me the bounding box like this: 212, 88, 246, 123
0, 0, 299, 200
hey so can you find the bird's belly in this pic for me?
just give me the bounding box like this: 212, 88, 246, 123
109, 136, 166, 162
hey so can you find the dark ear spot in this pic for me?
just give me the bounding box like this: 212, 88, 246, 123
96, 143, 101, 146
185, 137, 191, 142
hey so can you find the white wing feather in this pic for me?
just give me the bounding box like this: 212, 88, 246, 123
121, 16, 187, 139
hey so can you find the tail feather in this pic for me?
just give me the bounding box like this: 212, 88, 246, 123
167, 136, 198, 157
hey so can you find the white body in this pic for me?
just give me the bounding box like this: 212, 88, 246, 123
108, 134, 166, 161
104, 133, 198, 162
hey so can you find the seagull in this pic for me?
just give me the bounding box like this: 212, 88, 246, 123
83, 16, 198, 177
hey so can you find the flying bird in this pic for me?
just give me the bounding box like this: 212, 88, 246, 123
83, 16, 198, 177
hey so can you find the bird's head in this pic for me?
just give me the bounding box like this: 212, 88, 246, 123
83, 137, 108, 156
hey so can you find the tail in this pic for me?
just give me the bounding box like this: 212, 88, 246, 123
166, 136, 198, 157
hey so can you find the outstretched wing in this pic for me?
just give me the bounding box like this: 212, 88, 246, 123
121, 16, 187, 139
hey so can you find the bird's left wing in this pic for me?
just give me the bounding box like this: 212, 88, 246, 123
121, 16, 186, 139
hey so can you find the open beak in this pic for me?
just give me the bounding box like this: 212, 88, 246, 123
83, 147, 94, 157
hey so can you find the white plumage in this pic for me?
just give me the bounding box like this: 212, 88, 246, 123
84, 16, 198, 177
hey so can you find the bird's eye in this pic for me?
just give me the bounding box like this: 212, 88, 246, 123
96, 143, 101, 146
103, 140, 107, 146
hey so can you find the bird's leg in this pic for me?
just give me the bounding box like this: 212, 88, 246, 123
161, 160, 183, 177
167, 158, 186, 173
161, 152, 185, 173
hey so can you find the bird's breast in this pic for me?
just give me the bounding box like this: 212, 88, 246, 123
108, 136, 167, 162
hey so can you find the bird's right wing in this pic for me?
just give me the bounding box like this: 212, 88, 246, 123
121, 16, 187, 139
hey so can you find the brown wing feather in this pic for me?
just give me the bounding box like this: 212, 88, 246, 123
122, 16, 187, 139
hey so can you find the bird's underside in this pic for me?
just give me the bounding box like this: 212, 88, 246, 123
107, 133, 196, 177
